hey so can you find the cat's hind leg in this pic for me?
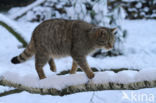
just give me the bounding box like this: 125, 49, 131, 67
35, 53, 49, 79
70, 60, 78, 74
48, 58, 56, 72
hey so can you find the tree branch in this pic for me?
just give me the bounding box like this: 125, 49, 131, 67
0, 21, 27, 47
57, 67, 139, 75
0, 77, 156, 96
0, 68, 156, 96
0, 89, 23, 97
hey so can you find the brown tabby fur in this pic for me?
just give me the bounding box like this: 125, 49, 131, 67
11, 19, 116, 80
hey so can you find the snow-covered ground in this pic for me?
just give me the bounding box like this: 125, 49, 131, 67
0, 18, 156, 103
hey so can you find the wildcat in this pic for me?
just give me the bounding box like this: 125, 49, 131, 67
11, 19, 116, 80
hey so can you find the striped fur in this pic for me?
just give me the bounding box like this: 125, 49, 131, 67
11, 19, 116, 80
11, 38, 34, 64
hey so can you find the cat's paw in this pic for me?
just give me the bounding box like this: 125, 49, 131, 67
87, 72, 95, 79
50, 67, 56, 72
39, 75, 46, 80
70, 70, 76, 74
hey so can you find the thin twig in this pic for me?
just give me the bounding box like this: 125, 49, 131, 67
0, 89, 23, 97
0, 21, 27, 47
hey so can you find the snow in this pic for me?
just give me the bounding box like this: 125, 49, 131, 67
2, 69, 156, 90
0, 13, 156, 103
0, 14, 27, 42
0, 86, 14, 94
128, 8, 137, 12
143, 7, 149, 12
9, 0, 47, 20
135, 2, 142, 8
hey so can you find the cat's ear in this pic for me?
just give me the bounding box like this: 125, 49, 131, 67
110, 28, 117, 33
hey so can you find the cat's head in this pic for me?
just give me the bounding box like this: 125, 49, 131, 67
91, 27, 116, 50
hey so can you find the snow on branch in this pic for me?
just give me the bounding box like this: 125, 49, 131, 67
0, 69, 156, 96
0, 14, 27, 47
9, 0, 47, 20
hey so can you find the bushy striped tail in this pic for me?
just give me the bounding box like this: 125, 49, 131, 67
11, 39, 35, 64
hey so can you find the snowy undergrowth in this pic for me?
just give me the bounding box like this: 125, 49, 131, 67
9, 0, 47, 20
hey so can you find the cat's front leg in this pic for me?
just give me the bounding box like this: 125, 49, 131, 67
71, 55, 94, 79
48, 58, 56, 72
